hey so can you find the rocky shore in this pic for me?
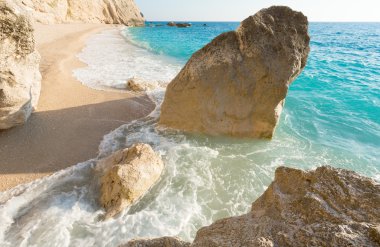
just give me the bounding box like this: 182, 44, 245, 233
124, 166, 380, 247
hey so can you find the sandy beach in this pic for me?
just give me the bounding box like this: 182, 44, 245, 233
0, 24, 154, 191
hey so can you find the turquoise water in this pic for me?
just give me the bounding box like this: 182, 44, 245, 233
126, 22, 380, 177
1, 22, 379, 246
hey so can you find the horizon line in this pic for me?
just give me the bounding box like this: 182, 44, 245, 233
144, 20, 380, 23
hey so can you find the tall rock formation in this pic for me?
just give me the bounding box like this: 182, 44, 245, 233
0, 0, 41, 129
13, 0, 144, 25
159, 6, 310, 138
123, 166, 380, 247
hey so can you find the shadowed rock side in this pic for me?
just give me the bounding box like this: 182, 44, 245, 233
0, 0, 41, 129
97, 143, 164, 219
159, 6, 310, 138
123, 166, 380, 247
12, 0, 145, 25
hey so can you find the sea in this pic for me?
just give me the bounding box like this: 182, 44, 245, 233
0, 22, 379, 246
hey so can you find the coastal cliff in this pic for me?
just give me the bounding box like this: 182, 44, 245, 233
13, 0, 144, 25
0, 0, 41, 129
125, 166, 380, 247
0, 0, 144, 129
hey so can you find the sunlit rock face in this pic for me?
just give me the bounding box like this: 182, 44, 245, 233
191, 166, 380, 247
12, 0, 145, 25
159, 6, 310, 138
0, 0, 41, 129
98, 143, 164, 219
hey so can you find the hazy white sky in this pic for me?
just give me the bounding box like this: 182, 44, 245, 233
135, 0, 380, 22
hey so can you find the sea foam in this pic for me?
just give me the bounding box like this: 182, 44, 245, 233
73, 28, 182, 91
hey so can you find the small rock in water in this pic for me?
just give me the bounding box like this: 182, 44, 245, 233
127, 77, 158, 92
167, 21, 176, 27
98, 143, 164, 220
166, 21, 191, 28
176, 23, 191, 28
122, 237, 190, 247
159, 6, 310, 138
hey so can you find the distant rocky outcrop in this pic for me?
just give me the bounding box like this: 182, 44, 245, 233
167, 21, 176, 27
166, 22, 191, 28
0, 0, 41, 129
176, 23, 191, 28
159, 6, 310, 138
12, 0, 145, 25
97, 143, 164, 219
123, 166, 380, 247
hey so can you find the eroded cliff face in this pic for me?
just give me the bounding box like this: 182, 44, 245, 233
123, 166, 380, 247
159, 6, 310, 138
0, 0, 41, 129
14, 0, 144, 25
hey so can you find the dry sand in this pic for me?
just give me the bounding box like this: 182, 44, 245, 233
0, 24, 154, 191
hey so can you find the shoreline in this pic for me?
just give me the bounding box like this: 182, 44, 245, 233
0, 24, 155, 191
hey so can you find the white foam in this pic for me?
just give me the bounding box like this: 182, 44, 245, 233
73, 28, 182, 91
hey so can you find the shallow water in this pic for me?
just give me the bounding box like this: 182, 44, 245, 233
0, 22, 379, 246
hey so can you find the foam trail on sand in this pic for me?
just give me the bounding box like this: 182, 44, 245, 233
73, 28, 182, 91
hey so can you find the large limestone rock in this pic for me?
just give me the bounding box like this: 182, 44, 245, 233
159, 6, 310, 138
98, 143, 164, 219
13, 0, 144, 25
0, 0, 41, 129
123, 166, 380, 247
191, 166, 380, 247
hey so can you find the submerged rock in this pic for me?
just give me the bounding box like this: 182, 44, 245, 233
167, 21, 176, 27
11, 0, 145, 25
159, 6, 310, 138
0, 0, 41, 129
127, 77, 158, 92
98, 143, 164, 219
122, 237, 191, 247
123, 166, 380, 247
